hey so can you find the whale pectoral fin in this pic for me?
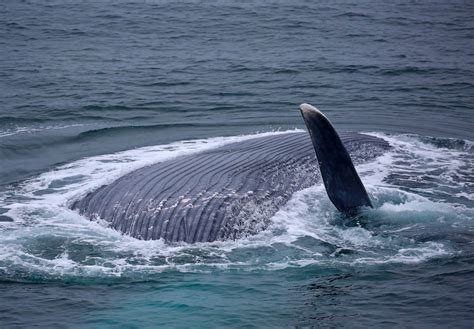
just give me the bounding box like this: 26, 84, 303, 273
299, 103, 372, 213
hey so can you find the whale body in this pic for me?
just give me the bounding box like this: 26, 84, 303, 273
72, 104, 390, 242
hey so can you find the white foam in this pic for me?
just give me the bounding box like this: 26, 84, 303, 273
352, 242, 449, 265
0, 123, 89, 138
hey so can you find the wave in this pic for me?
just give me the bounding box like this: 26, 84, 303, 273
334, 12, 372, 18
378, 66, 470, 76
74, 122, 263, 140
0, 116, 48, 125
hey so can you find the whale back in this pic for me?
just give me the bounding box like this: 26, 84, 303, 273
71, 132, 389, 242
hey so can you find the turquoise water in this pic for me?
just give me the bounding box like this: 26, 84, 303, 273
1, 1, 473, 328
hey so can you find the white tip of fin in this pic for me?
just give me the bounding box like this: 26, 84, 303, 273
299, 103, 327, 119
299, 103, 319, 112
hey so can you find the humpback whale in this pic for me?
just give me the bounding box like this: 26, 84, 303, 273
72, 104, 389, 242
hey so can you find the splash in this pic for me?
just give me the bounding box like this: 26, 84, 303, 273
0, 131, 472, 281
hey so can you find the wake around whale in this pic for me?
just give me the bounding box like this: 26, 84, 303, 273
71, 104, 390, 243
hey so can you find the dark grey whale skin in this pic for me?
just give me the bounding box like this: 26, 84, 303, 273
300, 104, 373, 213
71, 131, 389, 243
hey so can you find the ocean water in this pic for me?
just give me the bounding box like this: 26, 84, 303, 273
1, 0, 473, 328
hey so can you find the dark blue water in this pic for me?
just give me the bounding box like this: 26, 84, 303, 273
1, 1, 473, 328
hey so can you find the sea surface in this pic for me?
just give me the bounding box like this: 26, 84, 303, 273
1, 0, 473, 328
